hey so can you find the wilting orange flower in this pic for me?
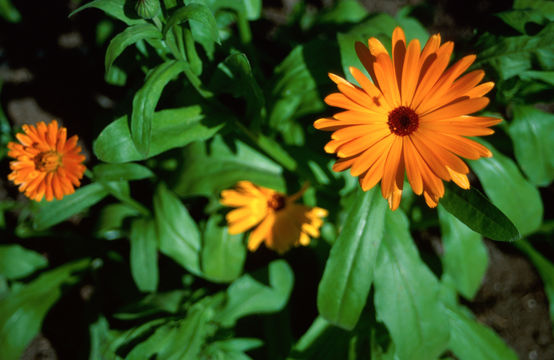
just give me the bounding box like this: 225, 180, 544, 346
314, 27, 501, 210
7, 120, 86, 201
221, 181, 328, 254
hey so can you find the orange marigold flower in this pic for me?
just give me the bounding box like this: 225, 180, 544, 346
7, 120, 86, 201
314, 27, 501, 210
221, 181, 328, 254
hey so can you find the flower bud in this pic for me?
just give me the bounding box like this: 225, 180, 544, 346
135, 0, 160, 19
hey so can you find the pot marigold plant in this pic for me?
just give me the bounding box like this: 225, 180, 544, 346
1, 1, 552, 360
315, 27, 501, 210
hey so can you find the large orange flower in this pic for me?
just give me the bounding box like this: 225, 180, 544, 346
221, 181, 328, 254
7, 120, 86, 201
314, 27, 501, 210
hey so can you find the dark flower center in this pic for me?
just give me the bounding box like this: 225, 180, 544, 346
267, 193, 286, 211
387, 106, 419, 136
34, 151, 62, 172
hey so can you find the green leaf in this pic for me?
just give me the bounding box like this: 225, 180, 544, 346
201, 338, 263, 360
105, 23, 162, 76
114, 290, 188, 320
476, 23, 554, 80
0, 259, 89, 360
374, 210, 449, 360
496, 8, 548, 34
470, 140, 543, 236
216, 260, 294, 327
174, 135, 285, 197
445, 303, 518, 360
0, 0, 21, 23
440, 182, 520, 242
211, 53, 264, 123
516, 241, 554, 324
93, 163, 154, 182
0, 245, 47, 280
96, 203, 141, 240
288, 316, 351, 360
33, 183, 109, 230
267, 40, 338, 138
438, 206, 488, 299
317, 0, 368, 24
70, 0, 145, 25
153, 183, 201, 275
131, 60, 187, 155
126, 295, 222, 360
507, 105, 554, 186
164, 3, 216, 37
201, 215, 246, 283
317, 187, 387, 330
94, 106, 224, 163
130, 218, 159, 292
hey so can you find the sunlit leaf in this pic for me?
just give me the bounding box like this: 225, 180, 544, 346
70, 0, 145, 25
440, 182, 520, 242
201, 215, 246, 283
0, 245, 47, 280
93, 163, 154, 182
130, 218, 159, 292
33, 183, 109, 231
470, 140, 543, 236
94, 106, 224, 163
216, 260, 294, 327
374, 210, 449, 360
438, 206, 488, 299
105, 23, 162, 76
153, 183, 201, 275
317, 187, 387, 330
131, 61, 187, 155
0, 259, 89, 360
507, 105, 554, 186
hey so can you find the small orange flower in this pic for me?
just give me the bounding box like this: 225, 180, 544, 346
7, 120, 86, 201
221, 181, 328, 254
314, 27, 501, 210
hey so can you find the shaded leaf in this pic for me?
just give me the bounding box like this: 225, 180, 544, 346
216, 260, 294, 327
96, 203, 141, 240
374, 210, 449, 360
317, 187, 387, 330
174, 135, 285, 197
33, 183, 109, 231
94, 106, 224, 163
153, 183, 201, 275
516, 241, 554, 324
445, 303, 518, 360
201, 215, 246, 283
130, 218, 159, 292
0, 245, 47, 280
440, 182, 520, 242
507, 105, 554, 186
438, 206, 488, 299
0, 259, 89, 360
470, 140, 543, 236
165, 3, 219, 53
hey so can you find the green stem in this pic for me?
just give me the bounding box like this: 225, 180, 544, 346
182, 65, 213, 98
236, 12, 252, 44
183, 28, 202, 75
